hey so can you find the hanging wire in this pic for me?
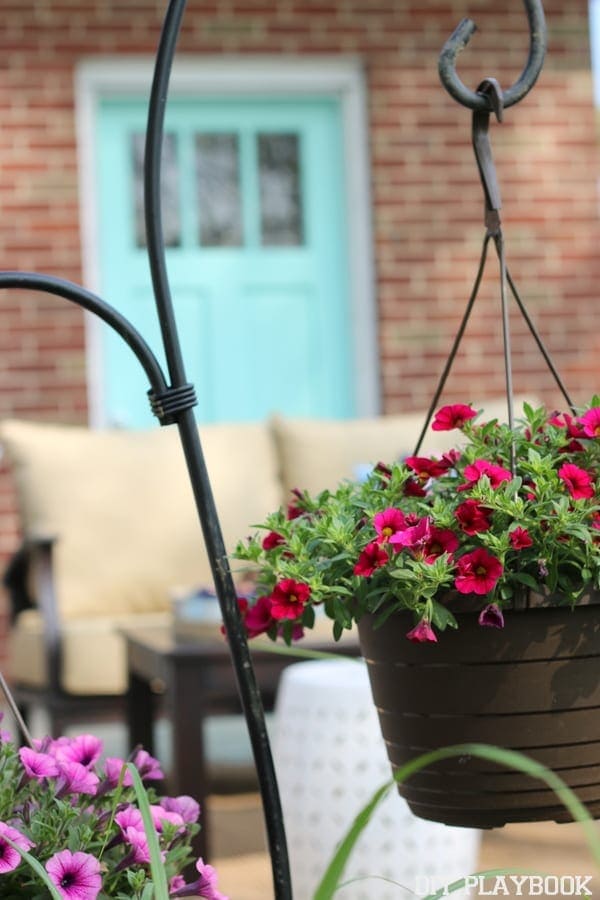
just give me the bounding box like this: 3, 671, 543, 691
419, 11, 575, 462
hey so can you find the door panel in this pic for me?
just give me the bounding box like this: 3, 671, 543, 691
97, 95, 353, 426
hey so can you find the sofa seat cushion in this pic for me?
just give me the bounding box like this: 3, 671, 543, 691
0, 420, 282, 619
9, 609, 172, 695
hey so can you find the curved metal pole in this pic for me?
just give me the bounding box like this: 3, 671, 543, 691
438, 0, 546, 111
144, 2, 292, 896
0, 272, 167, 396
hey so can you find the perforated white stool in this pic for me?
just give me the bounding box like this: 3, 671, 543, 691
273, 659, 481, 900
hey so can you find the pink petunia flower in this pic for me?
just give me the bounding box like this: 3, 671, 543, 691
558, 462, 595, 500
19, 746, 59, 781
454, 499, 493, 535
55, 734, 103, 769
353, 541, 389, 576
45, 849, 102, 900
115, 805, 144, 836
102, 757, 134, 788
170, 856, 229, 899
373, 507, 406, 543
160, 794, 201, 824
132, 749, 164, 781
454, 548, 503, 595
478, 603, 505, 629
579, 407, 600, 438
406, 620, 438, 643
462, 459, 513, 489
0, 822, 34, 874
509, 526, 533, 549
122, 826, 151, 865
55, 760, 99, 798
269, 579, 311, 621
431, 404, 478, 431
150, 804, 185, 833
549, 412, 588, 439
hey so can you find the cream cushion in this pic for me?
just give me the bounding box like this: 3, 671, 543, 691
0, 419, 282, 619
10, 609, 171, 695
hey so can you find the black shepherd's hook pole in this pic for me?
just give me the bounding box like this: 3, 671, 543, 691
144, 1, 293, 897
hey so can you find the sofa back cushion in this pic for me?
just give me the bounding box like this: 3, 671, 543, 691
0, 420, 282, 619
272, 398, 535, 497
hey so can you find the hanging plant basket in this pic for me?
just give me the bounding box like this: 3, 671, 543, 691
358, 597, 600, 828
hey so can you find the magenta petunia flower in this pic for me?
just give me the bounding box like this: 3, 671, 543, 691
354, 541, 389, 576
389, 517, 431, 554
462, 459, 513, 489
422, 527, 460, 563
404, 455, 451, 481
454, 548, 503, 595
262, 530, 286, 550
558, 462, 595, 500
269, 579, 311, 621
0, 822, 34, 874
19, 746, 59, 781
45, 849, 102, 900
244, 595, 274, 638
373, 507, 406, 543
160, 794, 201, 824
431, 404, 478, 431
509, 526, 533, 549
478, 603, 505, 629
55, 734, 103, 769
579, 407, 600, 438
406, 619, 438, 643
55, 760, 99, 798
454, 499, 493, 535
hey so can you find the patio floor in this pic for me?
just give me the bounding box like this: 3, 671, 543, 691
210, 793, 599, 899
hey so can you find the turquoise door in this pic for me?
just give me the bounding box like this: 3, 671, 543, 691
96, 96, 354, 427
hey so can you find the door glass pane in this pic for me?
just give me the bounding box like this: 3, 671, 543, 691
195, 133, 242, 247
131, 133, 180, 248
258, 133, 303, 246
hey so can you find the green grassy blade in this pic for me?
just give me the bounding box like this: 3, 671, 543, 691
252, 641, 361, 663
3, 836, 63, 900
127, 762, 170, 900
313, 741, 600, 900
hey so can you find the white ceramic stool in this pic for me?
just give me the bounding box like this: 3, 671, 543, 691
273, 659, 481, 900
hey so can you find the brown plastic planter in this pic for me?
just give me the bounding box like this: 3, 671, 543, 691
357, 603, 600, 829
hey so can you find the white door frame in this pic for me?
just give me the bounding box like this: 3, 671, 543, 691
75, 55, 379, 427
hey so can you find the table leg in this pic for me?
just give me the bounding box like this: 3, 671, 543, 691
127, 670, 155, 757
168, 659, 210, 862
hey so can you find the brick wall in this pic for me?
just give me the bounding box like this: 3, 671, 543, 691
0, 0, 598, 662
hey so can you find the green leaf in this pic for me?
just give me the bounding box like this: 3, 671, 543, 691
2, 837, 63, 900
127, 763, 170, 900
511, 572, 540, 589
430, 600, 458, 631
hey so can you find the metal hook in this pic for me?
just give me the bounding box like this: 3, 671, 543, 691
439, 0, 547, 112
472, 78, 503, 235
